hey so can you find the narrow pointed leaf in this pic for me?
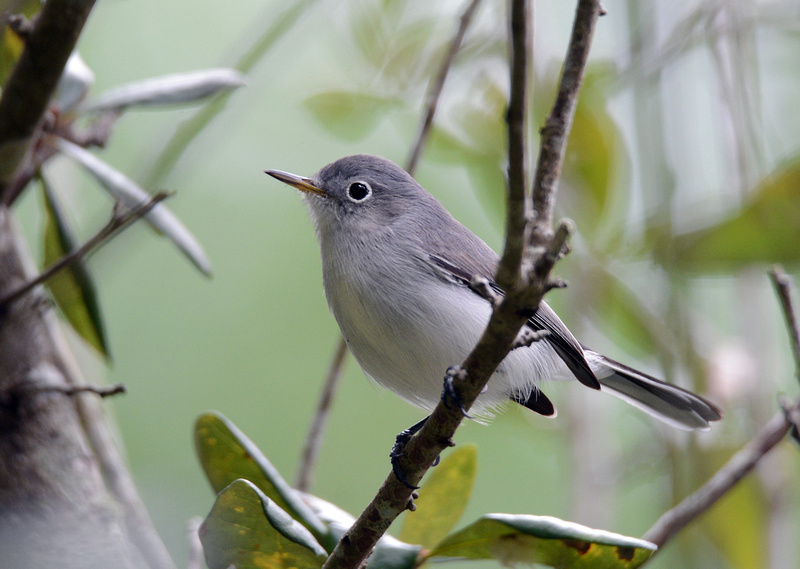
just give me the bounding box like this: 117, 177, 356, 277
82, 68, 245, 113
194, 412, 331, 548
301, 493, 421, 569
56, 138, 212, 276
426, 514, 655, 568
200, 479, 327, 569
398, 445, 476, 549
40, 178, 109, 357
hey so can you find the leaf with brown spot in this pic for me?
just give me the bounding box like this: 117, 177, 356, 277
425, 513, 655, 568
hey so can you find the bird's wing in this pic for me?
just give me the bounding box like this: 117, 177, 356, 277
426, 252, 600, 390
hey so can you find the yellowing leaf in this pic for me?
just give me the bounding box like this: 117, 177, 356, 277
426, 514, 655, 568
398, 445, 476, 549
200, 479, 327, 569
41, 179, 109, 357
194, 412, 332, 549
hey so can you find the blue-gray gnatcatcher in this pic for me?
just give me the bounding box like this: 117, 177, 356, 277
266, 154, 721, 430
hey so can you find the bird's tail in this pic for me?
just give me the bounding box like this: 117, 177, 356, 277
585, 350, 722, 431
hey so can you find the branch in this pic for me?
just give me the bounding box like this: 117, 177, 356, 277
0, 0, 96, 199
319, 3, 602, 569
405, 0, 484, 174
643, 267, 800, 550
294, 337, 348, 492
528, 0, 603, 247
0, 191, 170, 308
769, 266, 800, 385
642, 402, 796, 548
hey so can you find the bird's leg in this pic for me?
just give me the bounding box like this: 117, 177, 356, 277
390, 416, 429, 489
511, 327, 550, 350
442, 365, 474, 419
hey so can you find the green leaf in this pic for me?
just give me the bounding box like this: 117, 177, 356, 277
194, 412, 331, 548
426, 514, 655, 568
301, 493, 422, 569
200, 479, 327, 569
40, 178, 110, 357
398, 445, 476, 549
304, 91, 398, 141
667, 158, 800, 272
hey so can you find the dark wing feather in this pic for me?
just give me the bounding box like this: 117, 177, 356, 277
427, 254, 599, 390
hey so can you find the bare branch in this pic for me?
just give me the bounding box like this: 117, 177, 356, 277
643, 401, 796, 548
405, 0, 484, 174
495, 0, 531, 291
319, 3, 601, 569
295, 337, 348, 492
769, 266, 800, 385
529, 0, 602, 247
27, 382, 126, 398
0, 0, 96, 200
0, 191, 170, 308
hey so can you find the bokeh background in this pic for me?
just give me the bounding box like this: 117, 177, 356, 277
13, 0, 800, 567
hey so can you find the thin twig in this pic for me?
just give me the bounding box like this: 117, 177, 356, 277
405, 0, 484, 174
528, 0, 601, 248
643, 267, 800, 550
769, 266, 800, 385
319, 3, 601, 569
495, 0, 530, 291
28, 383, 126, 398
0, 0, 96, 199
642, 402, 796, 548
0, 192, 170, 308
295, 337, 348, 492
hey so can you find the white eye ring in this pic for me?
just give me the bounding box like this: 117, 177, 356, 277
346, 181, 372, 202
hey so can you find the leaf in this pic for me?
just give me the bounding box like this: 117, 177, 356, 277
426, 514, 655, 568
200, 479, 327, 569
301, 493, 421, 569
304, 91, 398, 141
56, 138, 212, 276
667, 158, 800, 272
194, 412, 331, 549
81, 68, 245, 113
398, 445, 476, 549
40, 177, 109, 357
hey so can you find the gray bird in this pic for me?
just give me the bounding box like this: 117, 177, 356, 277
266, 154, 721, 430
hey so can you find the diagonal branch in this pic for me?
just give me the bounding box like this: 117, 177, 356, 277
769, 266, 800, 386
405, 0, 484, 174
0, 192, 169, 308
642, 267, 800, 550
0, 0, 96, 200
319, 3, 602, 569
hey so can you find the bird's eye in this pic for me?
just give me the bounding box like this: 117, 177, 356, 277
346, 181, 372, 202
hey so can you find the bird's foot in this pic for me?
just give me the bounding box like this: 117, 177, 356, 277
390, 416, 429, 489
442, 365, 473, 419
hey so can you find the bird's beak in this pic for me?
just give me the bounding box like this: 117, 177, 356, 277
265, 169, 327, 197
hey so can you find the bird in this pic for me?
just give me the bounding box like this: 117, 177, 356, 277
266, 154, 721, 431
